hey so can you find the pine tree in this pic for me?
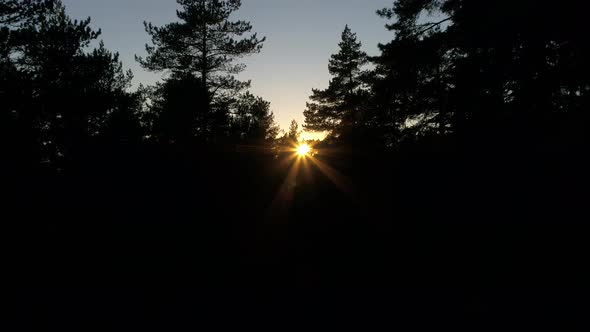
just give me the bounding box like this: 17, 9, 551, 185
277, 119, 300, 148
1, 0, 137, 166
373, 0, 590, 149
136, 0, 265, 141
0, 0, 53, 26
372, 1, 452, 146
287, 119, 300, 143
1, 0, 56, 168
304, 25, 369, 140
231, 92, 279, 144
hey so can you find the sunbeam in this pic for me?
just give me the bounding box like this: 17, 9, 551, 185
307, 155, 354, 196
267, 155, 302, 223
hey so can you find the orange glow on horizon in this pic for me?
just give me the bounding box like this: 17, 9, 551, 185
301, 131, 328, 142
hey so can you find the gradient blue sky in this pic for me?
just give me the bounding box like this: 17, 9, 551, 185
62, 0, 394, 138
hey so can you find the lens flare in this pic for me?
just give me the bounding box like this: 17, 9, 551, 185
297, 144, 311, 156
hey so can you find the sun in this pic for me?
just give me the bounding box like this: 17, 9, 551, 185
297, 143, 311, 156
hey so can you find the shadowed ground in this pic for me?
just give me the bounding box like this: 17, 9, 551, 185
4, 144, 589, 329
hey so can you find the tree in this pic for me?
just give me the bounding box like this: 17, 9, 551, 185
146, 74, 208, 144
0, 0, 53, 26
136, 0, 265, 141
285, 119, 300, 144
230, 92, 279, 144
1, 0, 139, 167
370, 2, 451, 146
1, 0, 56, 169
372, 0, 590, 150
304, 25, 369, 140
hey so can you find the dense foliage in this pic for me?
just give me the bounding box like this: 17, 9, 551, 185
1, 0, 141, 170
305, 0, 589, 152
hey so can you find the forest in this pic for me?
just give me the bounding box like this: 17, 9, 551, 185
3, 0, 590, 329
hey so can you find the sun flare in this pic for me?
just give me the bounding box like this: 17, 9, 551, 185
297, 144, 311, 156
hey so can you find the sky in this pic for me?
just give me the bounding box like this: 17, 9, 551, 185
62, 0, 395, 139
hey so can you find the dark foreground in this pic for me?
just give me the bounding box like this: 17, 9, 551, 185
4, 143, 589, 330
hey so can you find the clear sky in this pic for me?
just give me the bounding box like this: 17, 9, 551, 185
62, 0, 394, 139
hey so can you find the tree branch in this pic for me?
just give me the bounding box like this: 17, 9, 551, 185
412, 16, 453, 38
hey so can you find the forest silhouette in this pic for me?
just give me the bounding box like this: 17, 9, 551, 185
3, 0, 590, 329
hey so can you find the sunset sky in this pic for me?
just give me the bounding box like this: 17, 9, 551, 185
62, 0, 394, 139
